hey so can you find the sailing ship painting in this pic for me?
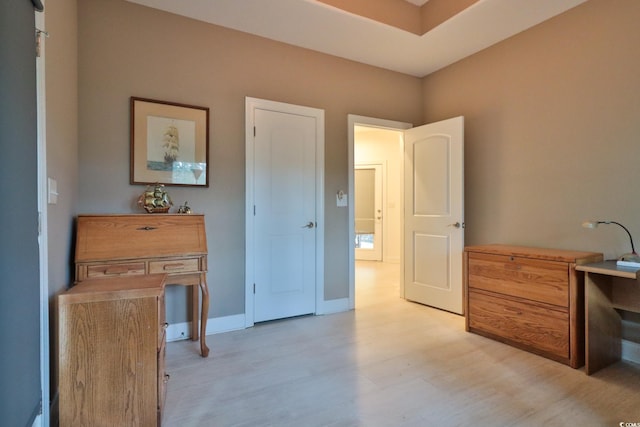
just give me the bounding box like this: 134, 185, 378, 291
147, 116, 191, 171
162, 123, 180, 163
132, 97, 209, 186
144, 115, 205, 184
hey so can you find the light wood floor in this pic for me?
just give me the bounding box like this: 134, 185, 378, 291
164, 261, 640, 426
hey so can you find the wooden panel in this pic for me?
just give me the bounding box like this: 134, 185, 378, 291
75, 214, 207, 262
585, 272, 622, 375
611, 276, 640, 313
568, 263, 585, 369
59, 295, 159, 426
158, 338, 168, 420
468, 252, 569, 306
158, 292, 166, 349
469, 290, 569, 358
63, 274, 164, 303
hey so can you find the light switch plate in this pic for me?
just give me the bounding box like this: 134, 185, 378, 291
336, 191, 348, 207
48, 178, 58, 204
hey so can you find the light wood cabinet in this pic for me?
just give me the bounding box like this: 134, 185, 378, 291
464, 244, 602, 368
75, 214, 209, 357
59, 274, 167, 426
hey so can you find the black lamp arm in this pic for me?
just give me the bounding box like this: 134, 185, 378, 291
602, 221, 637, 254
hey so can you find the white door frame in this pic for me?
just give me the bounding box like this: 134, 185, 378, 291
348, 115, 411, 309
245, 97, 325, 327
36, 6, 50, 426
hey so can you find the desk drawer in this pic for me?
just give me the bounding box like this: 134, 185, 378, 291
85, 262, 146, 278
468, 252, 569, 306
149, 258, 200, 274
468, 290, 569, 359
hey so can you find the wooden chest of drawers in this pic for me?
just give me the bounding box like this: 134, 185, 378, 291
59, 274, 168, 426
464, 244, 602, 367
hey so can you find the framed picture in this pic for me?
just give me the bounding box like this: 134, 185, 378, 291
130, 97, 209, 187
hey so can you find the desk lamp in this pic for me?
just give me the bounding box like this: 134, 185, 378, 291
582, 220, 640, 267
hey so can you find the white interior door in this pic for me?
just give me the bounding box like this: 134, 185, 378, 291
247, 99, 323, 323
403, 117, 464, 314
355, 164, 383, 261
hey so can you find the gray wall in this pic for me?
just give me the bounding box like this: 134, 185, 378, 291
0, 1, 42, 425
422, 0, 640, 260
77, 0, 423, 321
53, 0, 640, 331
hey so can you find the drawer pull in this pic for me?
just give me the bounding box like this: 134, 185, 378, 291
137, 226, 157, 231
163, 263, 185, 271
503, 307, 523, 315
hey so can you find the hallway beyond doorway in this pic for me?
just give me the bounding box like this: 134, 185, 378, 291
355, 260, 400, 309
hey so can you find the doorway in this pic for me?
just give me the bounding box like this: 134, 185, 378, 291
348, 115, 465, 314
349, 115, 411, 309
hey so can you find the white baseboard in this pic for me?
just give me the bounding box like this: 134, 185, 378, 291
208, 313, 246, 334
166, 322, 192, 342
622, 339, 640, 366
319, 297, 351, 315
166, 306, 351, 341
166, 313, 246, 341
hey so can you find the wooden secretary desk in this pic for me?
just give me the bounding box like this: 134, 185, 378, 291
74, 214, 209, 357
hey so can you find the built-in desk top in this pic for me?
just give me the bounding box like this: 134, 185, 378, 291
576, 260, 640, 279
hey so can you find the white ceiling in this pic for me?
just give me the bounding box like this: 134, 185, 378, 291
125, 0, 588, 77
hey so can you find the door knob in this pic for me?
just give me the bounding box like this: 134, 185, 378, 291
302, 221, 315, 229
448, 222, 464, 228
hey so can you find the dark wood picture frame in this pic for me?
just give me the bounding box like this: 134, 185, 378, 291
130, 97, 209, 187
